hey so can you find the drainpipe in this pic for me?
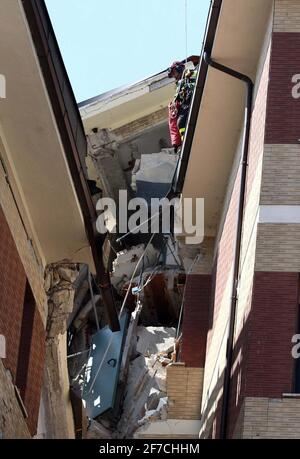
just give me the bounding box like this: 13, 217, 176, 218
204, 52, 254, 439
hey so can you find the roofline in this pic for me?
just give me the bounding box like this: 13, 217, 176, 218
22, 0, 120, 331
172, 0, 223, 195
78, 55, 200, 109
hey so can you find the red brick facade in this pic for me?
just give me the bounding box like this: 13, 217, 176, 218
244, 272, 298, 397
0, 205, 27, 378
180, 274, 211, 367
0, 205, 45, 436
225, 272, 298, 437
22, 306, 46, 435
266, 33, 300, 144
206, 170, 240, 353
200, 32, 272, 438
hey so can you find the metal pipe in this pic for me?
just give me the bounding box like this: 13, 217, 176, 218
88, 270, 100, 330
204, 52, 253, 439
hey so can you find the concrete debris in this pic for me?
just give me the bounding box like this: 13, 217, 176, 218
87, 420, 113, 440
111, 244, 158, 294
87, 129, 128, 205
119, 302, 143, 383
136, 326, 175, 357
115, 355, 160, 438
43, 262, 88, 439
45, 262, 80, 338
115, 326, 175, 438
72, 295, 101, 329
131, 150, 178, 202
135, 397, 168, 430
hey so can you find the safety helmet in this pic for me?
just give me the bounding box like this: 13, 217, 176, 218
167, 61, 185, 78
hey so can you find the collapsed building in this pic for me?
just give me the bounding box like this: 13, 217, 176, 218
2, 0, 300, 441
73, 56, 201, 439
76, 0, 300, 440
0, 0, 201, 440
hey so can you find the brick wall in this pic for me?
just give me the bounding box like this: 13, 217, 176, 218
222, 270, 299, 435
0, 205, 46, 436
261, 145, 300, 205
256, 224, 300, 272
0, 360, 30, 438
257, 4, 300, 274
0, 146, 47, 324
245, 272, 298, 398
167, 364, 203, 420
274, 0, 300, 32
199, 0, 300, 439
200, 10, 273, 438
265, 33, 300, 144
228, 0, 300, 438
0, 204, 27, 379
180, 274, 211, 367
234, 397, 300, 439
24, 307, 46, 436
112, 107, 168, 141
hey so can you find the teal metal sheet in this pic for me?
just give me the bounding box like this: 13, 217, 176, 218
82, 313, 128, 419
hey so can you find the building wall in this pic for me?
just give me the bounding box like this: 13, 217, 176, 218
180, 274, 211, 368
243, 272, 298, 398
234, 397, 300, 439
226, 0, 300, 439
230, 0, 300, 438
166, 364, 203, 421
0, 143, 47, 322
0, 169, 47, 436
0, 205, 27, 377
199, 5, 273, 438
0, 359, 30, 438
21, 306, 46, 436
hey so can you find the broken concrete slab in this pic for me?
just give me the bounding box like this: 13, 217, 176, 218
87, 420, 112, 439
137, 397, 168, 428
114, 325, 176, 438
111, 244, 158, 293
136, 327, 175, 357
132, 150, 178, 202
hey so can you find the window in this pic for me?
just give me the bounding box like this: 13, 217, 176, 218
16, 281, 36, 401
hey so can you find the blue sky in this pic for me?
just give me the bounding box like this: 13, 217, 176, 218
45, 0, 211, 103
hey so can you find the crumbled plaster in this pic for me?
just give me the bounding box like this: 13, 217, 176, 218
41, 262, 81, 439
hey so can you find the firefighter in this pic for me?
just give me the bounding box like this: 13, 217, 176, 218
168, 61, 197, 151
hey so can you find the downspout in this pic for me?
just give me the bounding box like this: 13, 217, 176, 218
203, 52, 253, 439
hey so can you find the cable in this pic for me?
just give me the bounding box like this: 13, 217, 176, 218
185, 0, 188, 64
108, 239, 118, 256
87, 233, 156, 394
88, 268, 100, 331
116, 210, 160, 243
166, 237, 183, 269
136, 237, 169, 293
67, 349, 90, 359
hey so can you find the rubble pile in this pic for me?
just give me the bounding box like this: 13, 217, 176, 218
111, 244, 158, 295
114, 326, 176, 439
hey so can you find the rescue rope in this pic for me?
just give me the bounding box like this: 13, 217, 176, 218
185, 0, 188, 63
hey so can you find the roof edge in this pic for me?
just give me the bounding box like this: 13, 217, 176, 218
172, 0, 223, 195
